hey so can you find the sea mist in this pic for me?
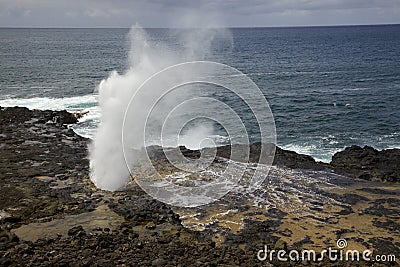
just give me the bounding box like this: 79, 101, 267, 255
89, 25, 232, 191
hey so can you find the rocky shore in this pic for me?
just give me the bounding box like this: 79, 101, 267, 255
1, 106, 399, 266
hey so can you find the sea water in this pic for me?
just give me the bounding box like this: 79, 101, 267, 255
0, 25, 399, 162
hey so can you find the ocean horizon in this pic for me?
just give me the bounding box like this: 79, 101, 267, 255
1, 23, 399, 28
1, 24, 399, 162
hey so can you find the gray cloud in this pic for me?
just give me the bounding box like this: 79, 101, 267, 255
0, 0, 399, 27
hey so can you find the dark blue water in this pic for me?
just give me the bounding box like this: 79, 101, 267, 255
1, 25, 399, 162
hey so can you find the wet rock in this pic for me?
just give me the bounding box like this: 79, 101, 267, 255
51, 110, 79, 124
150, 142, 328, 171
364, 204, 399, 216
67, 225, 85, 236
1, 107, 399, 266
274, 146, 327, 170
112, 197, 181, 226
337, 206, 353, 215
358, 187, 399, 195
0, 106, 78, 125
373, 218, 400, 232
324, 192, 369, 205
368, 237, 399, 255
0, 228, 19, 250
331, 145, 400, 182
205, 142, 328, 170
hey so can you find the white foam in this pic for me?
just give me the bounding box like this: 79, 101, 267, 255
0, 95, 98, 111
76, 106, 100, 123
0, 95, 100, 139
279, 143, 340, 163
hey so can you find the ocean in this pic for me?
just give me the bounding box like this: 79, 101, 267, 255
0, 25, 399, 162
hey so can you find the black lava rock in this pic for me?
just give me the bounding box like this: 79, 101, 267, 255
331, 145, 400, 182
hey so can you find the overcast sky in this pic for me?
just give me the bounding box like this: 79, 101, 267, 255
0, 0, 399, 28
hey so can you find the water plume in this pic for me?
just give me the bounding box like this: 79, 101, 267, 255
89, 25, 232, 191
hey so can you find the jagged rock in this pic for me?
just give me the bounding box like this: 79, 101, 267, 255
175, 142, 326, 170
51, 110, 78, 124
331, 145, 400, 182
68, 225, 85, 236
1, 106, 399, 266
0, 106, 78, 125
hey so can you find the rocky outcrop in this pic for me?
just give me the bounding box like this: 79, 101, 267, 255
179, 142, 327, 170
331, 145, 400, 182
151, 139, 399, 183
0, 106, 80, 125
0, 106, 278, 266
1, 107, 399, 266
